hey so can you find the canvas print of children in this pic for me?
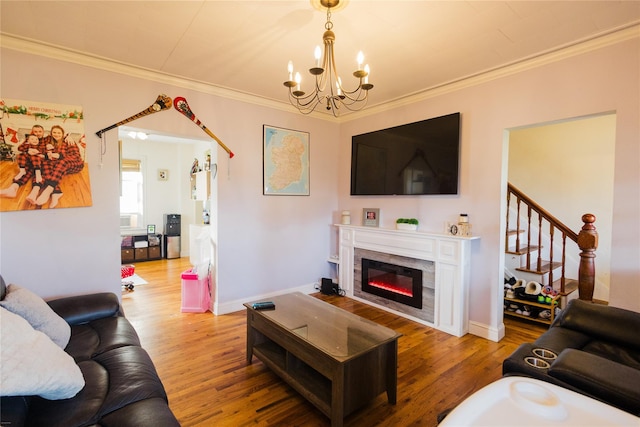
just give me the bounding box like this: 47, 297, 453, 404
0, 99, 92, 211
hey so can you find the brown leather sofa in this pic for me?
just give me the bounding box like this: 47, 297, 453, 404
0, 276, 180, 426
502, 298, 640, 416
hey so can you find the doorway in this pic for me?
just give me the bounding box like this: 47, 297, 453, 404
505, 113, 616, 302
118, 125, 215, 266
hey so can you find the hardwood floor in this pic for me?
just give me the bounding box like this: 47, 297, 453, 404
123, 258, 546, 427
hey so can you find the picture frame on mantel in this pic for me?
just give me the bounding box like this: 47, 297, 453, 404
362, 208, 380, 227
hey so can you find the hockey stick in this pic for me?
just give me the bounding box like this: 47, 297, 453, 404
95, 94, 172, 138
173, 97, 234, 158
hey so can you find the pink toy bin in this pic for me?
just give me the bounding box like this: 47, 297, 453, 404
181, 269, 210, 313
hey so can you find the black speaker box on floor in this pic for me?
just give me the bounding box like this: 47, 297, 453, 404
321, 278, 334, 295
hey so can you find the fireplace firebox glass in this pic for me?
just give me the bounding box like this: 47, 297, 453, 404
361, 258, 423, 309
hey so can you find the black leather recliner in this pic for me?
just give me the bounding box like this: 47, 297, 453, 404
0, 276, 180, 426
503, 298, 640, 416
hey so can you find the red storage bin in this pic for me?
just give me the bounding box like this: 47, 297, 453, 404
181, 269, 210, 313
121, 265, 135, 279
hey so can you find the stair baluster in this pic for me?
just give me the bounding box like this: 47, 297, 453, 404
548, 224, 554, 287
526, 205, 532, 270
536, 213, 543, 272
506, 183, 597, 302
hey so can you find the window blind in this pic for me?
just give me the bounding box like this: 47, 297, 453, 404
121, 159, 141, 173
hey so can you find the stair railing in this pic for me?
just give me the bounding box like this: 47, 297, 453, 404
506, 183, 598, 301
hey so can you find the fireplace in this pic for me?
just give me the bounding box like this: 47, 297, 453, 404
353, 248, 435, 324
361, 258, 423, 309
340, 226, 476, 337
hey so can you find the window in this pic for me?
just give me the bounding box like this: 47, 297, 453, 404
120, 159, 143, 229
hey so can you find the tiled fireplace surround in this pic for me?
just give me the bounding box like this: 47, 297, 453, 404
354, 248, 436, 323
338, 225, 477, 337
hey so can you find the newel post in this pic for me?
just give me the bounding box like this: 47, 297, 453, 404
577, 214, 598, 301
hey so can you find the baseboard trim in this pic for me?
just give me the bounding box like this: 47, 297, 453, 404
213, 282, 318, 315
469, 320, 505, 342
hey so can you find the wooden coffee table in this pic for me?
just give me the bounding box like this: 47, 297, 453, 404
245, 292, 401, 427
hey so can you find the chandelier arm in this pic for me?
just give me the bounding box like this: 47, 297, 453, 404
327, 41, 341, 99
339, 85, 368, 101
337, 97, 369, 112
314, 70, 328, 97
288, 89, 322, 110
329, 94, 367, 109
321, 38, 336, 99
288, 92, 322, 114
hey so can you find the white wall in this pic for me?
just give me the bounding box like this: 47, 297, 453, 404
1, 34, 637, 340
0, 48, 340, 304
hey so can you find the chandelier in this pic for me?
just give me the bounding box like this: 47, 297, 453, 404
283, 0, 373, 116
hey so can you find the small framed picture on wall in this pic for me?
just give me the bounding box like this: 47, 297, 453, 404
362, 208, 380, 227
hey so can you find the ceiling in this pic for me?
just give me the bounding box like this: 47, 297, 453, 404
2, 1, 639, 117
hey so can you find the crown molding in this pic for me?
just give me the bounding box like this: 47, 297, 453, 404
341, 23, 639, 122
2, 22, 638, 124
0, 32, 335, 122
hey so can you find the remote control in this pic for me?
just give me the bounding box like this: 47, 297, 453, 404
252, 301, 275, 310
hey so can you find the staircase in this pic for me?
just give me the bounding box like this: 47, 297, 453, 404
504, 183, 598, 325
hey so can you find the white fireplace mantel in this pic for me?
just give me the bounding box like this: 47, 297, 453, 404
337, 225, 479, 337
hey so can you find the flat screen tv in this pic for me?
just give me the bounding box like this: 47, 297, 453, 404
350, 112, 461, 196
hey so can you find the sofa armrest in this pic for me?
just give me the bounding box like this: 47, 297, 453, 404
549, 349, 640, 416
0, 396, 30, 427
553, 299, 640, 351
47, 292, 122, 325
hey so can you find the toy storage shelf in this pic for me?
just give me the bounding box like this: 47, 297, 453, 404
504, 296, 559, 326
121, 234, 162, 263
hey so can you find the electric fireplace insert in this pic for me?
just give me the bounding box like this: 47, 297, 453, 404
361, 258, 423, 309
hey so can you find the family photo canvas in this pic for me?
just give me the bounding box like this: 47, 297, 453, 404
0, 99, 92, 211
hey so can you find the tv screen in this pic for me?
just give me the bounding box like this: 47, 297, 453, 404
350, 112, 461, 196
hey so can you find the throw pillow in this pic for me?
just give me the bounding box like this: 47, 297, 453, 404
0, 284, 71, 348
0, 307, 85, 399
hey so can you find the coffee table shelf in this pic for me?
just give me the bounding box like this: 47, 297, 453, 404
254, 341, 332, 413
245, 292, 401, 427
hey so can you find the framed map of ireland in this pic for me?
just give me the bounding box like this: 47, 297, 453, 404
263, 125, 309, 196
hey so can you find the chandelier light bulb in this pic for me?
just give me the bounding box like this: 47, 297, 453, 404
295, 72, 301, 91
314, 46, 322, 67
287, 60, 293, 80
364, 64, 370, 84
357, 51, 364, 70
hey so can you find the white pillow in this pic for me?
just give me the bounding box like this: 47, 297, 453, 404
0, 307, 85, 399
0, 284, 70, 348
